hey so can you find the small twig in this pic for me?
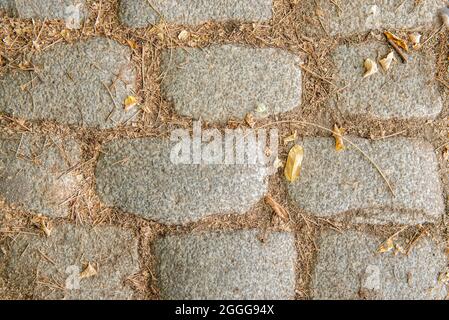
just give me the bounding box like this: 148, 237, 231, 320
145, 0, 163, 19
421, 25, 444, 48
95, 0, 102, 31
386, 38, 408, 63
299, 64, 339, 87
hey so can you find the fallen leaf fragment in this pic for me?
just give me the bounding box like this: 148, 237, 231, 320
377, 237, 394, 254
31, 215, 52, 237
379, 51, 395, 72
124, 96, 138, 111
255, 103, 267, 114
265, 195, 290, 222
283, 131, 297, 145
284, 144, 304, 182
178, 30, 190, 41
363, 58, 378, 78
80, 262, 98, 279
245, 113, 256, 128
384, 31, 409, 52
273, 157, 284, 170
408, 33, 421, 49
127, 39, 138, 50
332, 124, 345, 151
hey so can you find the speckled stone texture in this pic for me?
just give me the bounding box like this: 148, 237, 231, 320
0, 133, 81, 218
154, 230, 296, 299
330, 43, 442, 120
0, 0, 87, 21
312, 0, 446, 36
0, 0, 15, 14
95, 137, 269, 224
119, 0, 273, 27
287, 137, 444, 224
1, 224, 139, 300
0, 38, 136, 129
312, 231, 448, 300
161, 45, 302, 123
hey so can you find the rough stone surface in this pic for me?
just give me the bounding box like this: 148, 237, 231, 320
0, 0, 87, 21
330, 43, 442, 120
119, 0, 273, 27
1, 224, 139, 300
154, 230, 296, 299
313, 0, 447, 36
161, 45, 302, 123
95, 137, 269, 224
287, 137, 444, 224
312, 231, 448, 300
0, 133, 81, 218
0, 0, 14, 14
0, 38, 136, 129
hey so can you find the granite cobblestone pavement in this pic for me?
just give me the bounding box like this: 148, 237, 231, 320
0, 0, 447, 300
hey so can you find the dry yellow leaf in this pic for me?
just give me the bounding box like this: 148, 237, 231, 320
363, 58, 378, 78
265, 195, 290, 222
379, 51, 395, 72
127, 39, 138, 50
384, 31, 409, 52
245, 113, 256, 128
124, 96, 138, 111
80, 262, 97, 279
284, 144, 304, 182
332, 124, 345, 151
377, 238, 394, 253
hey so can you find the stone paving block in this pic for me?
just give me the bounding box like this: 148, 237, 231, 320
95, 137, 269, 224
0, 133, 81, 218
0, 0, 87, 23
312, 230, 448, 300
161, 45, 302, 123
0, 38, 136, 129
287, 137, 444, 224
0, 0, 15, 14
330, 43, 442, 120
2, 224, 139, 300
154, 230, 296, 299
119, 0, 273, 27
313, 0, 446, 37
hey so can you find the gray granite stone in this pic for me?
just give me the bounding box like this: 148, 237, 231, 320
0, 38, 136, 129
0, 0, 87, 22
119, 0, 273, 27
287, 137, 444, 224
0, 133, 81, 218
0, 0, 15, 14
312, 230, 448, 300
154, 230, 296, 299
161, 45, 302, 123
313, 0, 446, 37
330, 43, 442, 120
2, 224, 139, 300
95, 137, 270, 224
